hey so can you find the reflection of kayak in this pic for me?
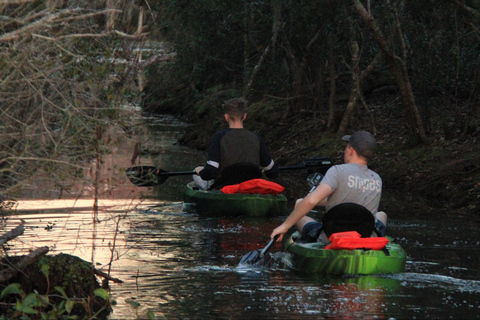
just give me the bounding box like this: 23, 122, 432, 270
183, 182, 288, 217
284, 232, 407, 275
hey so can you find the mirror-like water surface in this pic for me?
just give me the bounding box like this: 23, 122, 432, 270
3, 114, 479, 319
5, 203, 480, 319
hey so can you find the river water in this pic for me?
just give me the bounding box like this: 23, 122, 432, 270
3, 114, 480, 319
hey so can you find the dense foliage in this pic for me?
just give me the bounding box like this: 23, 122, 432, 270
144, 0, 479, 142
0, 1, 146, 197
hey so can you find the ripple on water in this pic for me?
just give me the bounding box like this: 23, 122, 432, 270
388, 272, 480, 292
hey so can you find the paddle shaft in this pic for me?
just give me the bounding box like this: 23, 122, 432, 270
259, 234, 279, 259
159, 170, 195, 177
126, 157, 332, 187
157, 163, 329, 177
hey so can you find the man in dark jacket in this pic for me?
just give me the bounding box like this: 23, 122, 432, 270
194, 98, 279, 190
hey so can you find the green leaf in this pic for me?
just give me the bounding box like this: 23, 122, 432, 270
147, 310, 156, 320
22, 292, 47, 311
57, 300, 66, 313
54, 286, 67, 298
37, 294, 49, 306
125, 299, 141, 308
20, 305, 38, 314
93, 288, 109, 300
0, 283, 22, 299
66, 299, 74, 313
40, 263, 50, 277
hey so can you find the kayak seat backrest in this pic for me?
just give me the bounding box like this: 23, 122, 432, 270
322, 203, 380, 238
211, 162, 262, 189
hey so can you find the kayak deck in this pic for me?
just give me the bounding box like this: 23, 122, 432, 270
183, 182, 288, 217
284, 232, 407, 275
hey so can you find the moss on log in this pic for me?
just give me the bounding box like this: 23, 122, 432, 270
0, 253, 112, 319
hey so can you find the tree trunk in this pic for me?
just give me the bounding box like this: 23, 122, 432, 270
313, 61, 325, 122
106, 0, 116, 30
291, 29, 321, 113
337, 40, 361, 136
352, 0, 429, 144
326, 33, 336, 129
243, 1, 282, 99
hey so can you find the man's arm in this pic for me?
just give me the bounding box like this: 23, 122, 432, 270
264, 160, 279, 179
270, 183, 333, 241
258, 137, 279, 178
197, 164, 218, 180
197, 131, 224, 180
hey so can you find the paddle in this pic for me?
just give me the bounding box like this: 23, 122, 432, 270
237, 234, 280, 268
126, 156, 332, 187
125, 166, 194, 187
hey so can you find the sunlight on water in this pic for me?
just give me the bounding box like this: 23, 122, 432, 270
3, 194, 480, 319
2, 114, 480, 319
5, 198, 160, 264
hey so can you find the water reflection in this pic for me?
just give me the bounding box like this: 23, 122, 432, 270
2, 113, 480, 319
4, 195, 480, 319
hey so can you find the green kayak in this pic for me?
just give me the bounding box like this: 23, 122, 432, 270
284, 232, 407, 275
183, 182, 288, 217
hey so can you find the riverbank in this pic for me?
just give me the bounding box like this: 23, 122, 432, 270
172, 95, 479, 217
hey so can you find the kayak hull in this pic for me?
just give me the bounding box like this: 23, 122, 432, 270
183, 182, 288, 217
284, 232, 407, 275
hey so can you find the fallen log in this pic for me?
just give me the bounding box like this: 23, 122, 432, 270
0, 224, 25, 246
0, 246, 49, 282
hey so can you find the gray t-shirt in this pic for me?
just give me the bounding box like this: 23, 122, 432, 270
321, 163, 382, 214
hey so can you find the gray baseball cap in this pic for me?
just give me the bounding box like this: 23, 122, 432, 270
342, 131, 377, 159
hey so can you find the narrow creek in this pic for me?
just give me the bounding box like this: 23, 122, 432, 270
3, 113, 480, 319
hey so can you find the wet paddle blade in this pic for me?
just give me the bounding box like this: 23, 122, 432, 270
239, 250, 262, 265
237, 235, 279, 268
238, 250, 274, 268
126, 166, 168, 187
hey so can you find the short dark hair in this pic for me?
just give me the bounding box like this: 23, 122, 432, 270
222, 98, 247, 120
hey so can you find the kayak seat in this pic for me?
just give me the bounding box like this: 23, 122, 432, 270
321, 203, 382, 238
210, 162, 262, 190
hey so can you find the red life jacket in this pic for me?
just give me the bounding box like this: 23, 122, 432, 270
325, 231, 389, 250
220, 179, 285, 195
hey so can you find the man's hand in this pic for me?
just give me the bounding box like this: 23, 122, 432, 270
270, 224, 289, 242
194, 166, 204, 175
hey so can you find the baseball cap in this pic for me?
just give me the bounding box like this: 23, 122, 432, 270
342, 131, 377, 159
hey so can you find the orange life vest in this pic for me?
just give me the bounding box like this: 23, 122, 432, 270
325, 231, 389, 250
220, 179, 285, 195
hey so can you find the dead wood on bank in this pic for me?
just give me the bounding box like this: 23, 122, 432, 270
0, 224, 25, 246
0, 246, 50, 283
0, 224, 121, 318
0, 224, 51, 283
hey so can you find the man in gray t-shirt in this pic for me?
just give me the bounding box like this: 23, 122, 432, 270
322, 163, 382, 214
271, 131, 387, 243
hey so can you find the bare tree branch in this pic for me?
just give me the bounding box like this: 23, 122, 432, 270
0, 224, 25, 246
0, 0, 36, 3
448, 0, 480, 17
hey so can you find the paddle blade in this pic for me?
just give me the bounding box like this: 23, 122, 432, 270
126, 166, 168, 187
238, 250, 273, 268
237, 235, 279, 268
